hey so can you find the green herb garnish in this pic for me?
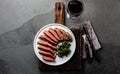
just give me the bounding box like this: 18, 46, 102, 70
56, 41, 71, 58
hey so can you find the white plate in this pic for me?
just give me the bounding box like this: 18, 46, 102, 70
33, 23, 76, 66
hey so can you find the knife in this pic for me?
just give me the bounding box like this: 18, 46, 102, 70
83, 25, 101, 63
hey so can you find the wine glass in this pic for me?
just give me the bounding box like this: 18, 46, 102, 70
65, 0, 84, 22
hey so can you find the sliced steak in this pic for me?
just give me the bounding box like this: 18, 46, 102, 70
43, 30, 58, 43
65, 32, 72, 42
37, 40, 56, 50
39, 34, 57, 45
39, 50, 55, 58
42, 56, 55, 62
57, 28, 72, 42
57, 28, 69, 40
54, 28, 64, 40
48, 28, 60, 41
38, 45, 54, 54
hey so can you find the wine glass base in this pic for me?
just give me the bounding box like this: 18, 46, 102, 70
66, 13, 80, 22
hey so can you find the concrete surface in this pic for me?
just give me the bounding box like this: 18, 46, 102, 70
0, 0, 62, 35
0, 0, 120, 74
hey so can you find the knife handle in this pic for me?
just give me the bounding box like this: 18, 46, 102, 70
85, 44, 93, 63
92, 47, 101, 63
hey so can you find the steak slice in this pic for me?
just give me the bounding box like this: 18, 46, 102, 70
65, 32, 72, 42
57, 28, 69, 40
48, 28, 60, 41
57, 28, 72, 42
39, 50, 55, 58
37, 40, 56, 50
42, 56, 55, 62
44, 30, 58, 43
39, 34, 57, 45
54, 28, 64, 40
38, 45, 54, 54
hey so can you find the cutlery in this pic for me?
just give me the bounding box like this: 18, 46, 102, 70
83, 25, 101, 63
82, 31, 93, 63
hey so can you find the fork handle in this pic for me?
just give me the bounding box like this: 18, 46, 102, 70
85, 44, 93, 63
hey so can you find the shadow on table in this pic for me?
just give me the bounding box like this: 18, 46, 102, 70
0, 10, 54, 50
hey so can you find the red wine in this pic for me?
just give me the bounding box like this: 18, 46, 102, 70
68, 0, 83, 17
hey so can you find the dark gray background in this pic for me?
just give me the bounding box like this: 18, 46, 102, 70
0, 0, 120, 74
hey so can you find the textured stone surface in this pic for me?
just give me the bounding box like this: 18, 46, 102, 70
0, 0, 120, 74
0, 0, 62, 35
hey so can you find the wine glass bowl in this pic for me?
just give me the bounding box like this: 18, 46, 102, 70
66, 0, 84, 22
